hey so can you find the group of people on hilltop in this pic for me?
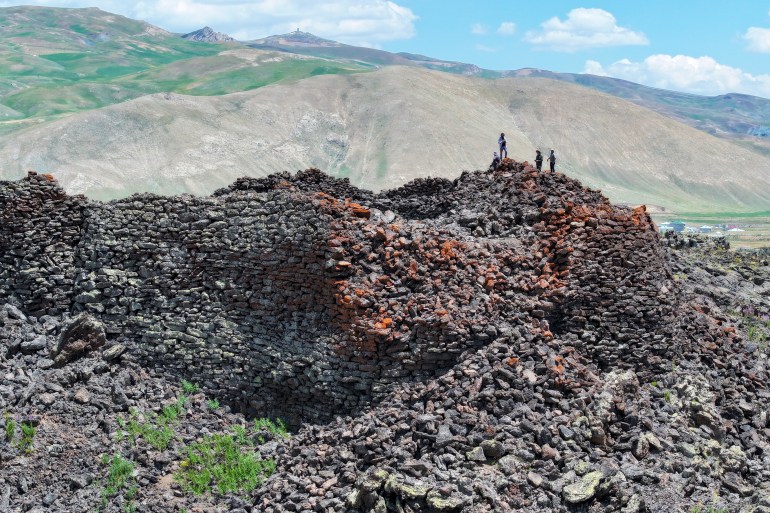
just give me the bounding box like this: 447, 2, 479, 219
491, 132, 555, 172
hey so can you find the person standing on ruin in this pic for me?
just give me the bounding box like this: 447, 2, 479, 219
548, 149, 556, 172
535, 150, 543, 171
498, 133, 508, 159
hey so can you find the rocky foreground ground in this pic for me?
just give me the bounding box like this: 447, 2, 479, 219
1, 161, 770, 512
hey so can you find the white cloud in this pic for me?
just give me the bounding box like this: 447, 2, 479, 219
497, 22, 515, 36
744, 26, 770, 53
525, 8, 648, 52
742, 9, 770, 53
471, 23, 487, 35
0, 0, 418, 44
585, 55, 770, 98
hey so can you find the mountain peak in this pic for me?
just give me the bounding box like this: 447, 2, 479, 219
181, 26, 235, 43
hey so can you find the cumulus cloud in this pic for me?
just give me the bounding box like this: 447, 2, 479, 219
525, 8, 648, 52
744, 26, 770, 53
497, 22, 516, 36
471, 23, 487, 35
742, 9, 770, 53
585, 55, 770, 98
0, 0, 418, 44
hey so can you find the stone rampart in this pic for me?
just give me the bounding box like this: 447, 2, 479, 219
0, 163, 678, 423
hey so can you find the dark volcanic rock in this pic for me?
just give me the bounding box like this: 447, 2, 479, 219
0, 164, 769, 512
52, 314, 106, 366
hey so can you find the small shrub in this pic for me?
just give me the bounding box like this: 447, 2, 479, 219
207, 399, 220, 410
232, 424, 250, 446
125, 485, 138, 500
119, 407, 176, 451
746, 322, 767, 343
181, 380, 200, 394
161, 397, 186, 423
690, 503, 728, 513
143, 424, 174, 451
663, 390, 673, 403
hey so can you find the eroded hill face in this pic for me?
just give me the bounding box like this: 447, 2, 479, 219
2, 67, 769, 213
1, 163, 769, 512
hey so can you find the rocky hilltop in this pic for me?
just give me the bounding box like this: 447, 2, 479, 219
1, 161, 769, 512
181, 27, 235, 43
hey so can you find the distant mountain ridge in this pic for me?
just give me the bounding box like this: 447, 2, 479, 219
0, 6, 364, 131
1, 5, 767, 141
252, 30, 340, 47
505, 69, 770, 147
247, 30, 484, 75
245, 31, 770, 142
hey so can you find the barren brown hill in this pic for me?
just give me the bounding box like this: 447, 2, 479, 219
1, 66, 769, 212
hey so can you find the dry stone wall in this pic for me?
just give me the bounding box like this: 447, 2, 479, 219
0, 163, 679, 425
0, 173, 84, 317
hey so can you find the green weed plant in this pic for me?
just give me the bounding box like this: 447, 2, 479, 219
175, 431, 276, 495
181, 380, 200, 394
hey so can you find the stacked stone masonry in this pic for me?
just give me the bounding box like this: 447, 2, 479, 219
0, 164, 679, 424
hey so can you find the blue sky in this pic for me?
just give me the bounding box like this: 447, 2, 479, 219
3, 1, 770, 98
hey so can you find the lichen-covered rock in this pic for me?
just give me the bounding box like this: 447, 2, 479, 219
426, 490, 465, 511
562, 470, 604, 504
51, 314, 106, 366
102, 343, 126, 362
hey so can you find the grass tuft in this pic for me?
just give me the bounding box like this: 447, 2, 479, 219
181, 380, 200, 394
253, 417, 288, 440
176, 431, 276, 495
4, 413, 16, 442
102, 453, 136, 497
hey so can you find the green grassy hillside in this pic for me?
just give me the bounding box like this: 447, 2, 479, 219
0, 6, 365, 133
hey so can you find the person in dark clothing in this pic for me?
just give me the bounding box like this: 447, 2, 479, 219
490, 152, 501, 170
535, 150, 543, 171
498, 133, 507, 159
548, 150, 556, 172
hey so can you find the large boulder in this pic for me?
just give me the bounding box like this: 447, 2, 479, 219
51, 314, 106, 366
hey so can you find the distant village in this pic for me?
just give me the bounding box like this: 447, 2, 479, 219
657, 221, 744, 235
